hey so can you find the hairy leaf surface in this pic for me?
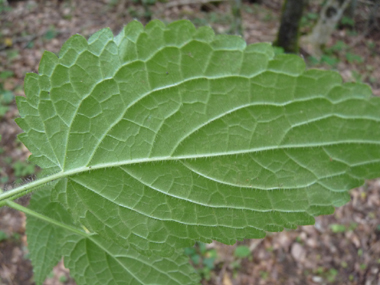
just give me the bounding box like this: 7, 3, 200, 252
26, 184, 199, 285
17, 20, 380, 255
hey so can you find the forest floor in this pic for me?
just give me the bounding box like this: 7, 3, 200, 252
0, 0, 379, 284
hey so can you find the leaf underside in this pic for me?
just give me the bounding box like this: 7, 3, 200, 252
27, 186, 198, 285
19, 19, 380, 279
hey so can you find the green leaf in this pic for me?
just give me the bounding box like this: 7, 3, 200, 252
0, 230, 7, 242
10, 19, 380, 257
234, 246, 251, 258
329, 224, 346, 233
26, 184, 73, 285
0, 70, 14, 79
62, 234, 198, 285
346, 52, 364, 64
26, 184, 199, 285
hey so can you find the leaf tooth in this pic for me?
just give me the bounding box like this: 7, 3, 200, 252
38, 51, 59, 76
58, 34, 88, 60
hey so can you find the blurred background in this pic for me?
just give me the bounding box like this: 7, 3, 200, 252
0, 0, 379, 284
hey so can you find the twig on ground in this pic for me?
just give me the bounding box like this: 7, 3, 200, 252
0, 29, 72, 51
166, 0, 226, 8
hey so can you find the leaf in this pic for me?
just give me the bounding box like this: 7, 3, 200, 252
26, 183, 199, 285
62, 234, 198, 285
234, 246, 251, 258
15, 19, 380, 257
26, 183, 72, 285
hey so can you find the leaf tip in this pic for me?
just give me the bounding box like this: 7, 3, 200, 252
118, 20, 144, 43
58, 34, 88, 59
38, 51, 59, 76
145, 19, 166, 31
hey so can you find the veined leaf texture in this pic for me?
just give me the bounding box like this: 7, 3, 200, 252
9, 20, 380, 284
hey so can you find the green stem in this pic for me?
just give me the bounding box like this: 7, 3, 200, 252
0, 172, 62, 204
0, 166, 88, 205
6, 200, 90, 238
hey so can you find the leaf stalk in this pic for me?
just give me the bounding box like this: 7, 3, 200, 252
6, 200, 90, 238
